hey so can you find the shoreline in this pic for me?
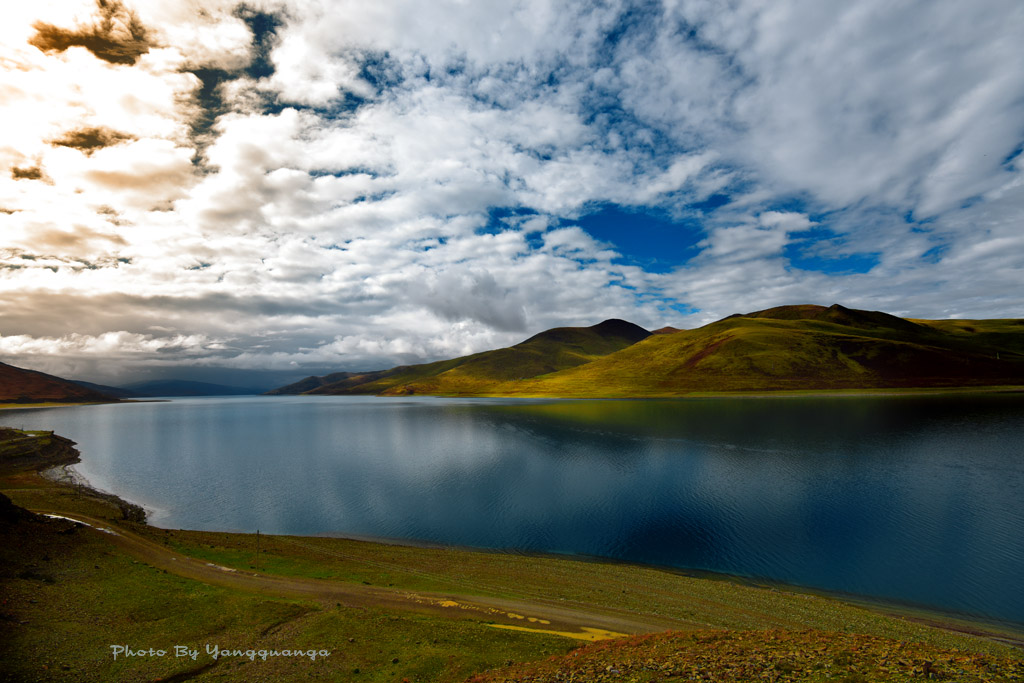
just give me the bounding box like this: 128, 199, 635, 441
0, 428, 148, 523
321, 529, 1024, 640
294, 384, 1024, 400
0, 400, 118, 411
467, 384, 1024, 400
3, 424, 1023, 648
0, 398, 168, 411
88, 489, 1024, 639
23, 448, 1024, 640
39, 462, 149, 524
4, 386, 1023, 407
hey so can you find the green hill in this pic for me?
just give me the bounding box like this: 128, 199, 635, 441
272, 307, 1024, 397
270, 305, 1024, 398
275, 319, 652, 396
493, 304, 1024, 397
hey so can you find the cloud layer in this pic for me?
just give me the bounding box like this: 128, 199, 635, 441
2, 0, 1023, 385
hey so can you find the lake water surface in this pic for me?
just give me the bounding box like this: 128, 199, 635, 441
9, 394, 1024, 625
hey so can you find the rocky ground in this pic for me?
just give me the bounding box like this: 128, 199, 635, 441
467, 629, 1024, 682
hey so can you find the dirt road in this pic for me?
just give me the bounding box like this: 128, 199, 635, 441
32, 509, 698, 642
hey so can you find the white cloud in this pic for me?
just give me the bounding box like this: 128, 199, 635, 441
2, 0, 1023, 384
0, 330, 211, 357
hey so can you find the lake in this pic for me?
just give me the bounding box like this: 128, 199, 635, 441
8, 393, 1024, 625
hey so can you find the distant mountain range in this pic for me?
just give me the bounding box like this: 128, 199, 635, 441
118, 380, 263, 397
271, 304, 1024, 397
0, 366, 264, 404
75, 379, 264, 398
71, 380, 141, 399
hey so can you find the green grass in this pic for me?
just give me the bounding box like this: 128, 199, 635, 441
0, 495, 571, 682
106, 522, 1024, 656
3, 476, 1022, 682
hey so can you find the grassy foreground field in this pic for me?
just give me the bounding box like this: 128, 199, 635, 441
2, 428, 1022, 682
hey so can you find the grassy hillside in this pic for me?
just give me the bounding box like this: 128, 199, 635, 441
0, 361, 116, 403
913, 317, 1024, 356
494, 305, 1024, 397
285, 319, 651, 396
271, 304, 1024, 398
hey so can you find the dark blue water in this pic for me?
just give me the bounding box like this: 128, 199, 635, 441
8, 394, 1024, 625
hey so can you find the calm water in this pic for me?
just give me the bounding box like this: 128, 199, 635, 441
8, 394, 1024, 625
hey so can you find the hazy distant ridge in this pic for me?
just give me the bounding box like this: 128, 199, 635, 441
123, 380, 263, 397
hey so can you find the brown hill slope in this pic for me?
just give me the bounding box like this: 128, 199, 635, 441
0, 362, 116, 403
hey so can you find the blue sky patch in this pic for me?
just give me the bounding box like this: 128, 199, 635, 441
1003, 141, 1024, 167
663, 301, 699, 316
960, 195, 984, 210
359, 52, 404, 93
235, 6, 281, 81
786, 251, 880, 274
784, 226, 879, 274
686, 193, 730, 213
477, 206, 541, 236
570, 203, 703, 273
920, 244, 948, 264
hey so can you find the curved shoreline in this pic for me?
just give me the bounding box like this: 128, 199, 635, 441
39, 462, 149, 523
0, 428, 148, 523
466, 384, 1024, 400
3, 422, 1023, 646
316, 529, 1024, 638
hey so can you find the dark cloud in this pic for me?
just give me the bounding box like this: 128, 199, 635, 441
83, 153, 195, 210
0, 290, 348, 338
29, 0, 152, 66
49, 126, 136, 155
10, 166, 47, 181
34, 226, 128, 251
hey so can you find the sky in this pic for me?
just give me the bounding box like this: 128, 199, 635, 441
1, 0, 1023, 388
